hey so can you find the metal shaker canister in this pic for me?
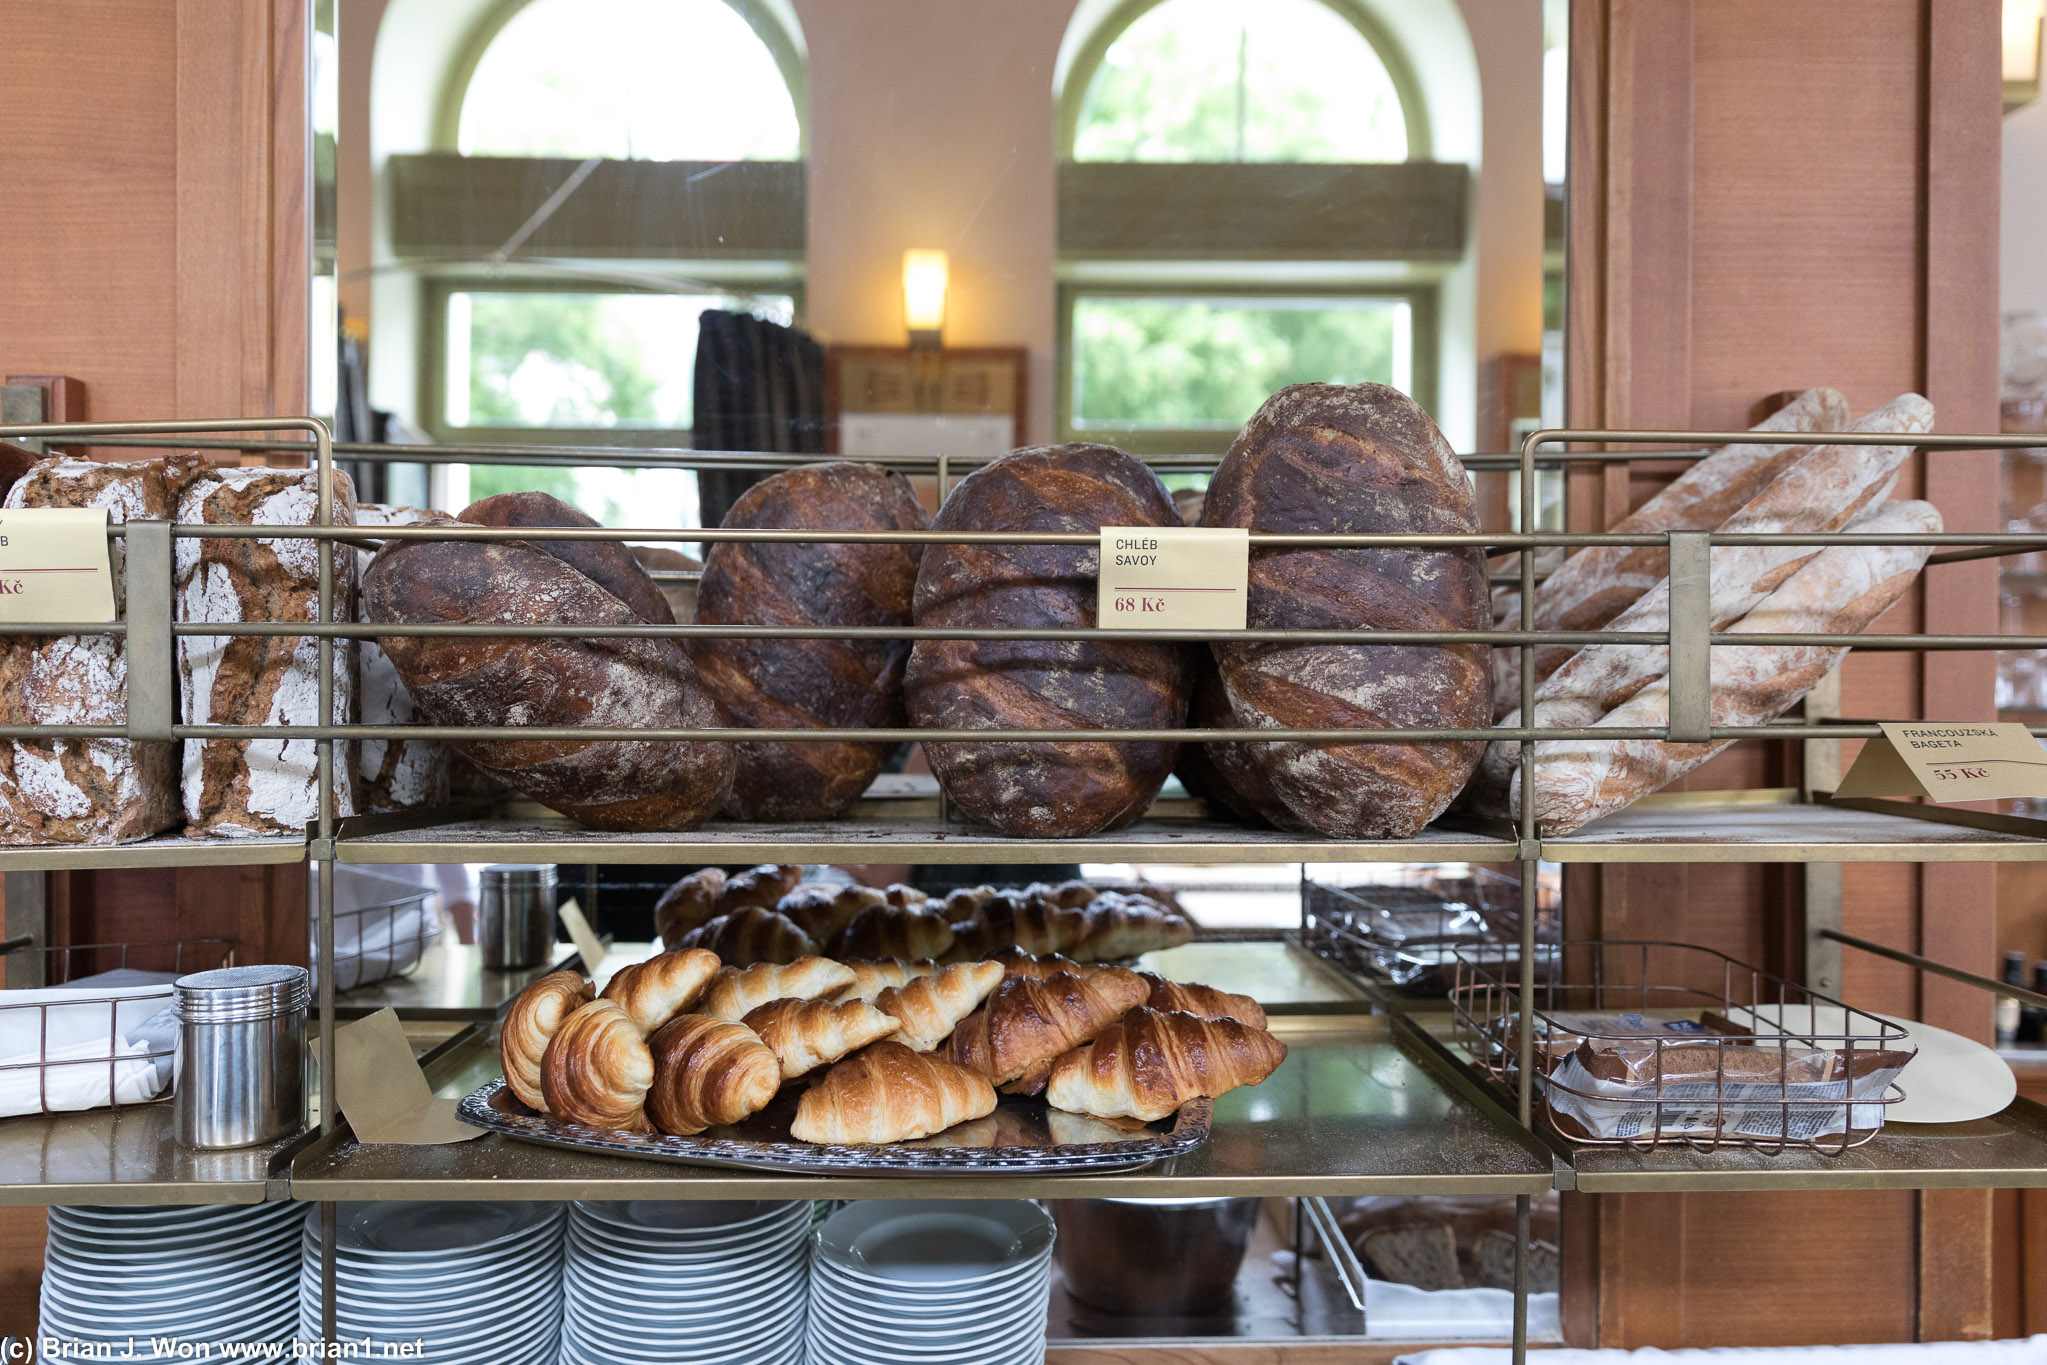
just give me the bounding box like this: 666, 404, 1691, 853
478, 863, 559, 969
172, 965, 309, 1150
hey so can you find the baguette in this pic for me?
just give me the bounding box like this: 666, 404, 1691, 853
1517, 499, 1940, 834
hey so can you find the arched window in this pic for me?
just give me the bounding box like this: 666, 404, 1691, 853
1057, 0, 1442, 454
455, 0, 802, 160
1071, 0, 1411, 163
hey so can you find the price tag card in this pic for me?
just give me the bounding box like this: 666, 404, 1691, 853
1097, 526, 1248, 631
0, 507, 115, 623
1835, 721, 2047, 802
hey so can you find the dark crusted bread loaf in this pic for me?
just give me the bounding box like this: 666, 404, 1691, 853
461, 491, 674, 626
361, 530, 733, 830
905, 444, 1191, 837
1200, 383, 1489, 838
689, 462, 929, 820
1172, 649, 1308, 832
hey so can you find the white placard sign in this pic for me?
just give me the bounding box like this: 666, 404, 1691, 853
1097, 526, 1249, 632
0, 507, 115, 623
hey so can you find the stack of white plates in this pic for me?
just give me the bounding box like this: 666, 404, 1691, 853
298, 1201, 564, 1363
807, 1200, 1055, 1365
41, 1202, 300, 1356
560, 1199, 811, 1365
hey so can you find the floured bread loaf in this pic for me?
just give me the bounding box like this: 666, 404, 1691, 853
0, 457, 185, 844
353, 504, 450, 811
177, 464, 358, 837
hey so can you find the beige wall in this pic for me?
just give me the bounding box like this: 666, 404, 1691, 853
339, 0, 1546, 450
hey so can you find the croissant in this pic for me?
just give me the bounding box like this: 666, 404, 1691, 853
939, 885, 998, 921
1071, 892, 1195, 963
1025, 879, 1100, 909
1045, 1006, 1287, 1122
540, 999, 655, 1131
701, 957, 858, 1023
830, 904, 956, 962
1141, 974, 1266, 1029
790, 1040, 997, 1144
742, 997, 902, 1079
653, 868, 727, 950
678, 906, 815, 966
645, 1013, 782, 1136
600, 948, 720, 1034
714, 863, 804, 915
945, 968, 1149, 1090
500, 970, 593, 1110
835, 958, 943, 1004
776, 883, 885, 946
884, 884, 929, 908
873, 960, 1004, 1051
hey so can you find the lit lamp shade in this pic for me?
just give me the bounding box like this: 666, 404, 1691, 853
902, 249, 949, 347
2009, 0, 2043, 112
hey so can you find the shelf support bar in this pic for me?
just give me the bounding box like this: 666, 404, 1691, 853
122, 520, 174, 742
1667, 529, 1712, 743
1820, 928, 2047, 1007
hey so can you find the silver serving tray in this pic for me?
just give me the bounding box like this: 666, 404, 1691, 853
457, 1077, 1211, 1175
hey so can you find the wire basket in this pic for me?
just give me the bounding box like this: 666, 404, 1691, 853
318, 865, 441, 993
1299, 865, 1560, 995
1450, 940, 1913, 1155
0, 937, 234, 1118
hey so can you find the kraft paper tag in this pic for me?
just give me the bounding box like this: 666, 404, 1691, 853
559, 898, 607, 974
334, 1008, 479, 1145
0, 507, 115, 623
1097, 526, 1248, 631
1835, 721, 2047, 802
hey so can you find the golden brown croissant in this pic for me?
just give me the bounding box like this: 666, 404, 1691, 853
1045, 1006, 1287, 1122
835, 957, 943, 1004
714, 863, 804, 915
540, 999, 655, 1131
600, 948, 720, 1034
645, 1013, 782, 1136
701, 957, 858, 1023
1140, 973, 1267, 1029
653, 868, 726, 950
873, 960, 1004, 1051
678, 906, 815, 966
775, 883, 885, 946
945, 968, 1149, 1090
830, 904, 957, 962
742, 996, 901, 1079
950, 891, 1093, 960
1071, 892, 1195, 963
884, 884, 929, 908
500, 970, 593, 1111
1025, 879, 1100, 909
939, 885, 998, 921
790, 1040, 997, 1144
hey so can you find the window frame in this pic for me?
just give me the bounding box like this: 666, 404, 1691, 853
419, 274, 806, 448
1055, 279, 1439, 455
1058, 0, 1433, 164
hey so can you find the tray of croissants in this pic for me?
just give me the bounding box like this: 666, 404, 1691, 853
463, 867, 1289, 1174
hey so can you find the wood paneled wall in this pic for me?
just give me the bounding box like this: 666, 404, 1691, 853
1564, 0, 2002, 1346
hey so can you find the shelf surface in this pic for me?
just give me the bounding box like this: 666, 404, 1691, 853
0, 830, 304, 872
1542, 796, 2047, 862
0, 1103, 307, 1207
1138, 940, 1369, 1008
287, 1014, 1554, 1202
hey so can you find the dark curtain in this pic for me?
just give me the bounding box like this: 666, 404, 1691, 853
692, 309, 826, 530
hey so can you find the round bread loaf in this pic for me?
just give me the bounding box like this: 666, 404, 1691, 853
462, 490, 676, 626
1172, 651, 1308, 832
361, 532, 734, 831
1200, 383, 1489, 838
905, 444, 1191, 837
690, 462, 929, 820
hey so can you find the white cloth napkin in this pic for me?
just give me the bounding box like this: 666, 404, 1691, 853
0, 982, 177, 1117
1396, 1336, 2047, 1364
1365, 1282, 1560, 1340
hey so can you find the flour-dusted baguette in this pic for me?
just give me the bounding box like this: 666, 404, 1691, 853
176, 463, 358, 837
353, 504, 451, 812
1492, 387, 1847, 714
1475, 393, 1933, 813
1200, 383, 1490, 839
0, 457, 185, 844
906, 444, 1192, 837
361, 529, 735, 831
690, 461, 930, 820
1517, 499, 1940, 834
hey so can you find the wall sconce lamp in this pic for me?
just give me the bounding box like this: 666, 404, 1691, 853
2009, 0, 2043, 113
903, 249, 949, 349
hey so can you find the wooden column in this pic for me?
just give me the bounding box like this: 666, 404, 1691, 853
1564, 0, 2003, 1345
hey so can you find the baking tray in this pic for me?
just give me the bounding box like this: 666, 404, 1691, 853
457, 1077, 1212, 1176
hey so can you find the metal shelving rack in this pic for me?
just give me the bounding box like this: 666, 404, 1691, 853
4, 416, 2047, 1362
